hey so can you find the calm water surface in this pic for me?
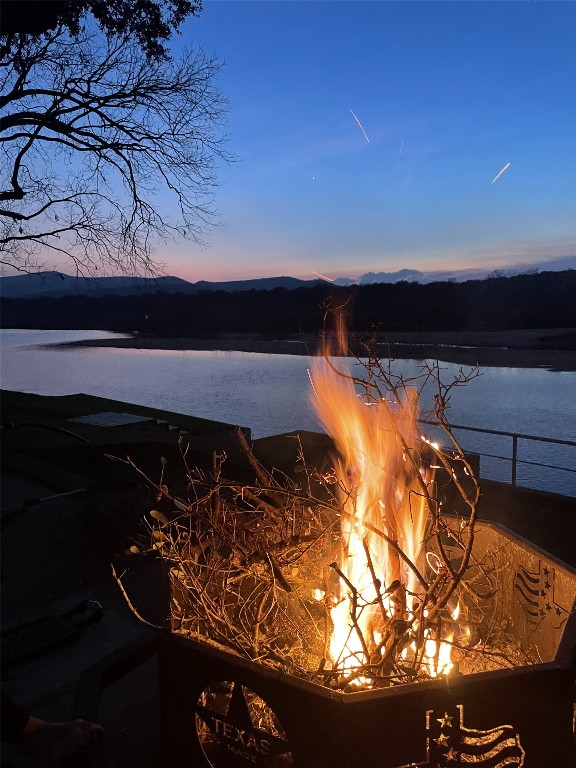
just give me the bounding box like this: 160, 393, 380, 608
1, 329, 575, 495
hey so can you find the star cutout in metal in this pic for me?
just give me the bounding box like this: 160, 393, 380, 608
196, 682, 292, 768
445, 746, 459, 762
437, 712, 453, 729
434, 733, 450, 747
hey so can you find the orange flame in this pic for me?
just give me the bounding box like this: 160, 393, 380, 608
310, 348, 432, 675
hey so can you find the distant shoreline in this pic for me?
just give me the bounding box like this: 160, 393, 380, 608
57, 327, 576, 372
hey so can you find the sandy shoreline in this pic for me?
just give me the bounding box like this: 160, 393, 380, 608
59, 328, 576, 371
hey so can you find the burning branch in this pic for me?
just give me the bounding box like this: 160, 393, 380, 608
118, 312, 534, 690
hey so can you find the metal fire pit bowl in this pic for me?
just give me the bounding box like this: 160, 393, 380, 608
158, 521, 576, 768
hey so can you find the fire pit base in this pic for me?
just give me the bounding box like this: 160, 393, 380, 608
159, 632, 575, 768
158, 523, 576, 768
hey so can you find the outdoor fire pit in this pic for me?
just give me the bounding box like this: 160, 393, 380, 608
115, 324, 576, 768
157, 520, 576, 768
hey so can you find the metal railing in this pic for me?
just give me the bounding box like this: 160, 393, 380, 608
420, 419, 576, 493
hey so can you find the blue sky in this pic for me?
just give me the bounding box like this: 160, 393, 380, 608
159, 1, 576, 281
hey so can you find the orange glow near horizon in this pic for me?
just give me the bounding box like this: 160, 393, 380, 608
154, 247, 574, 285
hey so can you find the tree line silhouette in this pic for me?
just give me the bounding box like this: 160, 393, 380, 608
2, 270, 575, 338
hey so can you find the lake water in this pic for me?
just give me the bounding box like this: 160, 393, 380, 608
1, 329, 575, 496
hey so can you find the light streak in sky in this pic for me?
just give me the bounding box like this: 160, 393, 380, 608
312, 271, 334, 282
398, 137, 404, 160
350, 108, 370, 143
492, 162, 510, 183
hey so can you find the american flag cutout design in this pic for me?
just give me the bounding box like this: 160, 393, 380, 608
514, 560, 569, 629
395, 704, 525, 768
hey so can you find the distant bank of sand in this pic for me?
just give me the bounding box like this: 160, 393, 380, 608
60, 328, 576, 371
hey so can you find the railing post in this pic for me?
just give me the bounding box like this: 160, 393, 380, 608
418, 418, 575, 492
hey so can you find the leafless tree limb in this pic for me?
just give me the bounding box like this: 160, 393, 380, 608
1, 23, 231, 274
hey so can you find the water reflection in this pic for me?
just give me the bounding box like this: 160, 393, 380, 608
1, 329, 574, 496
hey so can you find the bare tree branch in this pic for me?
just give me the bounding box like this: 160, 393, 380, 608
1, 23, 232, 274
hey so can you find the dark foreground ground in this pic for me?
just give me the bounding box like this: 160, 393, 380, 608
1, 391, 575, 767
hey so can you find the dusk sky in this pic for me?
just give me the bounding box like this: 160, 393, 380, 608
63, 2, 576, 281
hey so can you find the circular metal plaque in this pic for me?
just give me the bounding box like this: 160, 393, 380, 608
195, 680, 293, 767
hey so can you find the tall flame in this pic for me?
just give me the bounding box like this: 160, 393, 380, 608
311, 346, 431, 675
